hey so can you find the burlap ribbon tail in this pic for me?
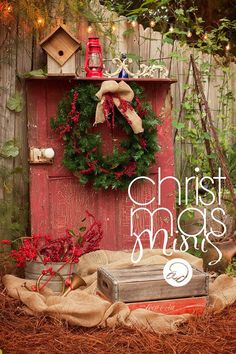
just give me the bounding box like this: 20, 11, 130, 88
94, 80, 144, 134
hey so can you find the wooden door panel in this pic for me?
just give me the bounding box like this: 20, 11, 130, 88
27, 78, 176, 251
48, 177, 98, 237
96, 189, 117, 249
30, 166, 50, 233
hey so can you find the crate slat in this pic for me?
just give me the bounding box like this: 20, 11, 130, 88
97, 265, 209, 303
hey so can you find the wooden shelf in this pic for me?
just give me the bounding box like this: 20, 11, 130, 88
25, 76, 177, 84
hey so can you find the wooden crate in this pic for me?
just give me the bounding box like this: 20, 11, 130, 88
97, 265, 209, 303
97, 291, 208, 315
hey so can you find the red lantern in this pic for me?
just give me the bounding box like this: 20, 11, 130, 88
85, 37, 103, 78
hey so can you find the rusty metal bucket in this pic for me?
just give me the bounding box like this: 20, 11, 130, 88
25, 260, 78, 294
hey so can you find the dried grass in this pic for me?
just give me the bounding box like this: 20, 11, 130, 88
0, 282, 236, 354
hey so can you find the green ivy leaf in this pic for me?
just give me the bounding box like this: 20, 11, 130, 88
7, 92, 24, 112
123, 28, 135, 37
27, 69, 46, 77
172, 121, 185, 129
207, 153, 217, 159
202, 132, 211, 140
126, 53, 142, 61
175, 8, 184, 16
180, 209, 195, 221
183, 102, 192, 110
0, 140, 19, 158
20, 69, 46, 78
11, 166, 24, 175
163, 36, 174, 44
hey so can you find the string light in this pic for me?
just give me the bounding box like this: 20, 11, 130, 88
51, 17, 229, 55
150, 20, 156, 28
203, 32, 208, 41
7, 4, 12, 12
187, 29, 192, 38
37, 17, 45, 26
131, 20, 137, 28
169, 24, 174, 33
87, 25, 93, 33
225, 42, 230, 51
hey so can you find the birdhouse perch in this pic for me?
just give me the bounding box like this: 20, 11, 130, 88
40, 24, 81, 76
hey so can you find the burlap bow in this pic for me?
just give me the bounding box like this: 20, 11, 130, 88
94, 80, 144, 134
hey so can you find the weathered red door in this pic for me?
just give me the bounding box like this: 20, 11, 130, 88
26, 77, 176, 250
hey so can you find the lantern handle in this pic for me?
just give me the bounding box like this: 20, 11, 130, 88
85, 40, 90, 74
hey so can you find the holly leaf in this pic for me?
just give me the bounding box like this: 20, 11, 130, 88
0, 140, 19, 158
110, 162, 120, 169
7, 92, 24, 112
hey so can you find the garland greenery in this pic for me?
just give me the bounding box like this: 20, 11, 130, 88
51, 82, 160, 190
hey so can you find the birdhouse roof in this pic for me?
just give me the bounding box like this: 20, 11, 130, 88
40, 24, 81, 66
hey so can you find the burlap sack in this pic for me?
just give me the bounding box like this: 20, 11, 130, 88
2, 249, 236, 333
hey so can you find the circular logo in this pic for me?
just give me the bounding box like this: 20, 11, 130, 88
163, 258, 193, 287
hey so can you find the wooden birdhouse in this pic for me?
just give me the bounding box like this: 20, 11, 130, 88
40, 24, 81, 76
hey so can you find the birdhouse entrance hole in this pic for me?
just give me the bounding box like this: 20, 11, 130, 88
58, 50, 64, 56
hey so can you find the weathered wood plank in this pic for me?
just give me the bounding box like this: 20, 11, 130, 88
13, 17, 33, 216
139, 27, 151, 63
116, 16, 128, 55
0, 24, 17, 207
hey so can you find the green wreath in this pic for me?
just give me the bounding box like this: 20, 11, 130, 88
51, 82, 160, 190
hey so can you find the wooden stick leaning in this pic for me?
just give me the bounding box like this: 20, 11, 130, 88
190, 54, 236, 210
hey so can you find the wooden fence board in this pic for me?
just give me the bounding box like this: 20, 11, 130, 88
139, 26, 152, 63
0, 5, 235, 236
149, 30, 162, 61
116, 16, 128, 55
0, 24, 17, 235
